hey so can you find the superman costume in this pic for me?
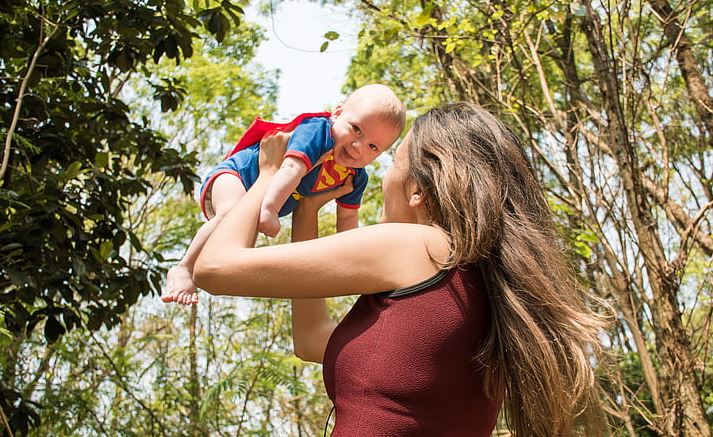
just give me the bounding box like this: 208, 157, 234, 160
200, 113, 368, 219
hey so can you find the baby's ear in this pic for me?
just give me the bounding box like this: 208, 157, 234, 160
332, 104, 343, 117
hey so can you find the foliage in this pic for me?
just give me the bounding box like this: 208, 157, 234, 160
0, 0, 253, 433
332, 0, 713, 434
3, 0, 711, 435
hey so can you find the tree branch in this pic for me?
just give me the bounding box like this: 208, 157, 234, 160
87, 333, 170, 437
0, 20, 60, 185
648, 0, 713, 147
642, 176, 713, 257
0, 403, 13, 437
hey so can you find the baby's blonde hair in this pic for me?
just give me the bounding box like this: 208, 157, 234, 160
344, 84, 406, 132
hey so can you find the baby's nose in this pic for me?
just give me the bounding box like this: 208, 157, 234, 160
350, 140, 363, 155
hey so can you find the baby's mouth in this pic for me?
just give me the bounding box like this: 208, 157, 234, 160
339, 147, 355, 164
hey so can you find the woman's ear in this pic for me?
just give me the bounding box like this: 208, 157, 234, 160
407, 182, 423, 208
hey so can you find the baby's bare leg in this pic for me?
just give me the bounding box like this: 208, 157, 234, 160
163, 174, 247, 305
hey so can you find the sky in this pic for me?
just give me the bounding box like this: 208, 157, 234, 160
245, 0, 360, 119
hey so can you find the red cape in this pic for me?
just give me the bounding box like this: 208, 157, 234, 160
224, 112, 332, 159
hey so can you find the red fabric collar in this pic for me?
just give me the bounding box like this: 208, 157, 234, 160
225, 112, 332, 158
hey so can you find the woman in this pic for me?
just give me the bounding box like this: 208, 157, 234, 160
191, 102, 607, 436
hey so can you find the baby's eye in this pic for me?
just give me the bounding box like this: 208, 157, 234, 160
351, 123, 361, 135
369, 144, 378, 152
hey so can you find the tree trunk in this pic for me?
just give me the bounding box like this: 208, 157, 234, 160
292, 366, 304, 437
602, 252, 665, 416
648, 0, 713, 148
581, 2, 710, 435
110, 314, 131, 431
553, 12, 667, 422
188, 304, 204, 435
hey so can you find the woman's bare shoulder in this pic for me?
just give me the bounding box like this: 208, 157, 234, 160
362, 222, 449, 260
316, 222, 450, 292
340, 223, 450, 281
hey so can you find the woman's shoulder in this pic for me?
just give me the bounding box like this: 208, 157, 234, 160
389, 222, 449, 261
347, 223, 450, 276
352, 222, 447, 246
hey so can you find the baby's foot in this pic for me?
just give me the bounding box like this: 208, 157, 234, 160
161, 265, 199, 305
258, 209, 281, 237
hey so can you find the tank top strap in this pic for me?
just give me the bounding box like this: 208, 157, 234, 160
381, 269, 451, 298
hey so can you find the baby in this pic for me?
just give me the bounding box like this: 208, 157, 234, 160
162, 84, 406, 304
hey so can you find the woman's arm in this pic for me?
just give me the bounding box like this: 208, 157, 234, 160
290, 201, 336, 363
193, 135, 449, 299
335, 205, 359, 232
290, 176, 355, 363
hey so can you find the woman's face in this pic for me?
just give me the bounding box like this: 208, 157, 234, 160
380, 132, 420, 224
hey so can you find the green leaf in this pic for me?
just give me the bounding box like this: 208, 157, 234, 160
73, 257, 86, 277
95, 152, 108, 168
320, 41, 329, 52
223, 0, 244, 15
44, 315, 65, 343
324, 31, 339, 41
166, 0, 179, 19
99, 241, 113, 259
412, 14, 430, 29
578, 230, 599, 244
64, 161, 82, 181
574, 241, 593, 259
444, 40, 456, 54
1, 243, 22, 252
114, 49, 133, 72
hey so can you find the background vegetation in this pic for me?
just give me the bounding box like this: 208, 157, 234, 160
1, 0, 711, 435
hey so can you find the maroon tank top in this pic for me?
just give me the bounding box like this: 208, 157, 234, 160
322, 266, 501, 436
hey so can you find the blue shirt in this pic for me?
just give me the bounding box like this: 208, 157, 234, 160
201, 116, 368, 217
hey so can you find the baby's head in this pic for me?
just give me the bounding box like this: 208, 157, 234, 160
331, 84, 406, 168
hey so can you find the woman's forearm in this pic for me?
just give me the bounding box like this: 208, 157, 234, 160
193, 143, 282, 290
290, 200, 337, 363
336, 205, 359, 233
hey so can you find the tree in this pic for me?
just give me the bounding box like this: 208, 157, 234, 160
333, 0, 712, 434
0, 0, 249, 433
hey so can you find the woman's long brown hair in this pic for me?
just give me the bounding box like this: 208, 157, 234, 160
408, 102, 608, 436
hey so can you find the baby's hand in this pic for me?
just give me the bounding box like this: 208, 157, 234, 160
258, 208, 281, 237
161, 265, 199, 305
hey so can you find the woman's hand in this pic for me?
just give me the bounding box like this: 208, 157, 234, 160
258, 130, 291, 173
297, 174, 354, 214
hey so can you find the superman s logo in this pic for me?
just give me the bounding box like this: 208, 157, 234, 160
313, 153, 354, 192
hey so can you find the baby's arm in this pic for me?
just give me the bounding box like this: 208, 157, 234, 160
258, 156, 308, 237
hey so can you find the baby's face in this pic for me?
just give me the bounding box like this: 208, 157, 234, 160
330, 101, 401, 168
